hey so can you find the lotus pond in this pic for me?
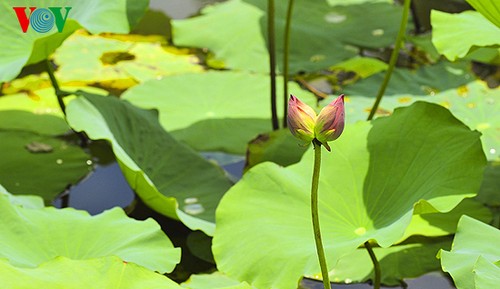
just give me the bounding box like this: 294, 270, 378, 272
0, 0, 499, 288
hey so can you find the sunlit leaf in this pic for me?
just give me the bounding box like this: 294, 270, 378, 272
1, 73, 52, 95
213, 102, 485, 289
0, 185, 44, 209
0, 85, 106, 117
431, 10, 500, 62
54, 33, 203, 83
465, 0, 500, 28
66, 92, 233, 235
0, 87, 64, 117
0, 192, 180, 273
439, 216, 500, 289
0, 256, 183, 289
474, 257, 500, 289
330, 57, 388, 79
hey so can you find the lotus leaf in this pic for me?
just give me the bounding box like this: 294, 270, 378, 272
66, 91, 233, 235
0, 192, 180, 273
0, 256, 183, 289
440, 216, 500, 289
431, 10, 500, 62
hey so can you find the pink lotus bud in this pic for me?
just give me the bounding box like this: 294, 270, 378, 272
287, 94, 345, 151
314, 94, 345, 151
287, 95, 317, 143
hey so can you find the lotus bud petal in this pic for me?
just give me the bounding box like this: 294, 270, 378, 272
287, 95, 317, 143
314, 94, 345, 151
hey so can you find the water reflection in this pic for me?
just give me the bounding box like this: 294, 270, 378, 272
53, 162, 135, 215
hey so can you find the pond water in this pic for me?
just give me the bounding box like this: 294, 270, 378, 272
55, 1, 458, 288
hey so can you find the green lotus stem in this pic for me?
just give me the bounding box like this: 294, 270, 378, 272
268, 0, 279, 130
367, 0, 411, 121
311, 139, 332, 289
282, 0, 295, 128
45, 60, 88, 146
364, 241, 381, 289
45, 59, 70, 115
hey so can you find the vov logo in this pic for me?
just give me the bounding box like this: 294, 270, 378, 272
13, 7, 72, 33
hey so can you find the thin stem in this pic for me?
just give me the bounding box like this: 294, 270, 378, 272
367, 0, 411, 120
282, 0, 295, 128
0, 82, 4, 96
45, 59, 70, 114
365, 241, 381, 289
45, 59, 89, 146
311, 140, 331, 289
268, 0, 279, 130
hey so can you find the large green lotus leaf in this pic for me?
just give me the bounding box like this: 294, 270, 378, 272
213, 102, 486, 289
173, 0, 265, 72
431, 10, 500, 61
0, 256, 183, 289
0, 193, 180, 273
122, 71, 316, 154
0, 0, 148, 82
0, 185, 44, 209
474, 257, 500, 289
466, 0, 500, 29
54, 34, 203, 83
54, 33, 131, 82
439, 216, 500, 289
182, 272, 255, 289
66, 92, 233, 235
0, 111, 91, 202
172, 0, 402, 73
329, 237, 451, 285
